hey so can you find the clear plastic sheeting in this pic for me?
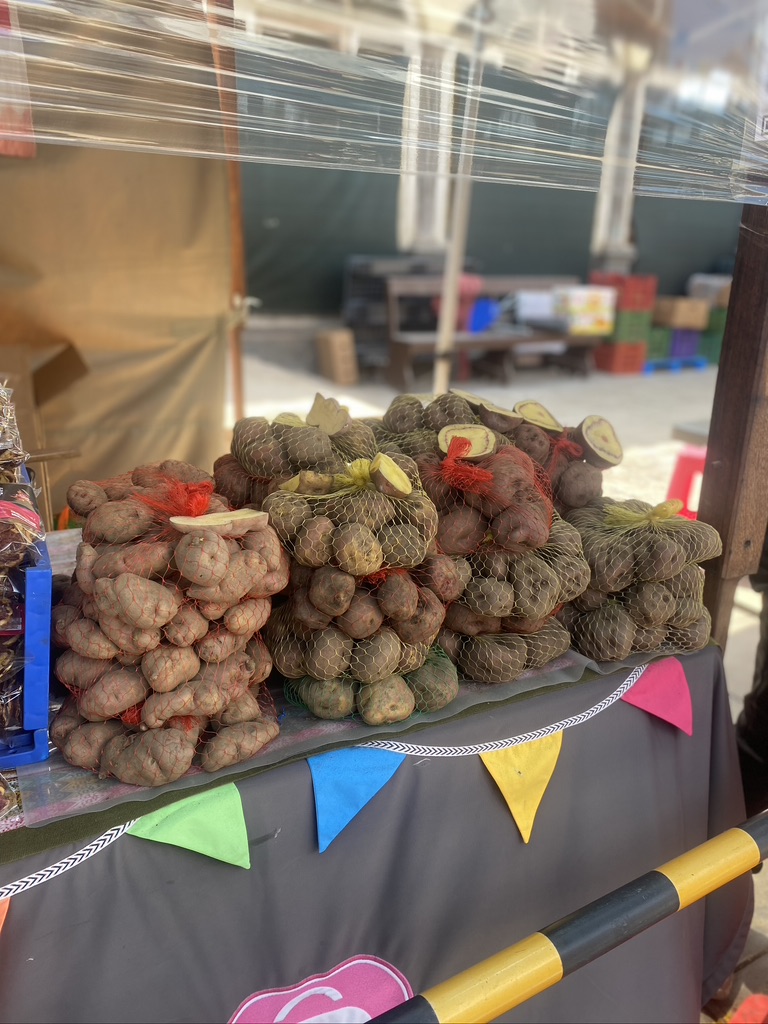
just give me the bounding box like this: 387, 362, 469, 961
3, 0, 768, 200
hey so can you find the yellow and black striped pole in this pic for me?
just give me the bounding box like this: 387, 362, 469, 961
373, 812, 768, 1024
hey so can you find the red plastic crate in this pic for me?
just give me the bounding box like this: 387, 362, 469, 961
589, 273, 658, 312
593, 342, 647, 374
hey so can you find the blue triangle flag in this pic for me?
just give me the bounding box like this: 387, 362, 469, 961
308, 747, 406, 852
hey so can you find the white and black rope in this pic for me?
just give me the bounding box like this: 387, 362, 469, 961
0, 819, 136, 902
362, 664, 648, 757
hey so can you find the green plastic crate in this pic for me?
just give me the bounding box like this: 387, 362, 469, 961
699, 330, 723, 364
611, 310, 653, 343
707, 307, 727, 334
646, 327, 672, 361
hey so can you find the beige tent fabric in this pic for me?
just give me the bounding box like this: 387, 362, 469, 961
0, 143, 232, 510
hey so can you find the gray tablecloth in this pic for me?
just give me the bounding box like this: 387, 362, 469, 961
0, 648, 752, 1024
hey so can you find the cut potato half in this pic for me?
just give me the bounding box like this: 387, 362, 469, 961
573, 415, 623, 469
170, 509, 268, 537
438, 424, 497, 460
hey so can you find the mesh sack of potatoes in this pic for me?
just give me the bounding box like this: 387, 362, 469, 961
282, 643, 460, 726
219, 394, 380, 510
437, 618, 572, 685
411, 422, 554, 559
50, 467, 287, 787
560, 497, 722, 661
261, 452, 438, 575
263, 560, 452, 724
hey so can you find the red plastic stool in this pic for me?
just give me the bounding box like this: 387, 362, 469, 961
666, 445, 706, 520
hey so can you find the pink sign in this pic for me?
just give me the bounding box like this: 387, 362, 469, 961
229, 956, 412, 1024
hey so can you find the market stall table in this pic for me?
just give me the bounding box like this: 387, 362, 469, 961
0, 646, 751, 1024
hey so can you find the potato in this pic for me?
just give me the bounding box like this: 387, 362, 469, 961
100, 728, 196, 786
403, 493, 439, 542
437, 506, 488, 556
245, 635, 273, 684
66, 618, 120, 660
464, 458, 533, 519
462, 577, 516, 617
282, 425, 339, 471
294, 515, 336, 567
231, 416, 289, 478
622, 582, 676, 626
174, 530, 230, 586
141, 645, 201, 693
664, 563, 705, 602
632, 624, 667, 653
247, 546, 290, 598
491, 500, 551, 553
92, 542, 174, 581
383, 395, 425, 433
632, 532, 687, 583
394, 588, 445, 645
667, 597, 703, 628
78, 668, 150, 722
290, 562, 314, 592
262, 491, 313, 543
271, 636, 306, 679
109, 574, 182, 629
223, 598, 271, 637
189, 651, 258, 716
458, 635, 527, 684
397, 642, 428, 674
305, 627, 354, 679
55, 649, 111, 689
508, 555, 560, 619
52, 604, 80, 648
377, 524, 427, 569
438, 627, 463, 663
388, 453, 421, 486
75, 543, 98, 596
201, 719, 280, 773
332, 420, 379, 462
552, 552, 592, 604
241, 525, 283, 571
357, 674, 415, 725
670, 520, 722, 563
166, 713, 209, 742
405, 653, 459, 711
352, 627, 402, 684
99, 615, 162, 656
186, 550, 268, 605
512, 424, 550, 465
67, 480, 109, 517
664, 608, 711, 651
220, 688, 264, 726
84, 499, 155, 544
574, 587, 608, 612
424, 393, 475, 431
557, 604, 582, 632
524, 620, 571, 669
164, 604, 210, 647
61, 721, 127, 770
60, 582, 86, 609
335, 589, 385, 638
416, 556, 468, 604
330, 491, 395, 532
555, 462, 603, 509
581, 534, 635, 593
214, 454, 253, 508
469, 549, 509, 581
50, 696, 86, 749
444, 603, 501, 636
309, 565, 356, 617
416, 455, 457, 513
292, 588, 333, 631
198, 601, 232, 622
333, 523, 383, 576
196, 627, 248, 664
376, 573, 420, 622
572, 604, 636, 662
296, 676, 356, 720
547, 517, 584, 557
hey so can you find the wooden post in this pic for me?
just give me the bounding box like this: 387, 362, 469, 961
699, 204, 768, 648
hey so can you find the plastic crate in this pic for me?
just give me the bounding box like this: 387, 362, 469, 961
699, 330, 724, 364
647, 326, 672, 361
670, 329, 701, 358
611, 310, 652, 343
594, 343, 648, 374
707, 307, 727, 334
0, 536, 52, 769
589, 273, 658, 311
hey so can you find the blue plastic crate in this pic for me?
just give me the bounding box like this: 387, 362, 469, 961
0, 487, 53, 769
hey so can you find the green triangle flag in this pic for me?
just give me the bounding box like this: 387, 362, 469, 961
127, 784, 250, 869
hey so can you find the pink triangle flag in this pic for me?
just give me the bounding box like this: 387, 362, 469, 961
621, 658, 693, 735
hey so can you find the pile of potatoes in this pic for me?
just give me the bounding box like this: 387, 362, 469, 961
560, 498, 722, 661
50, 463, 288, 787
368, 391, 624, 515
263, 561, 452, 724
435, 517, 587, 684
215, 394, 380, 509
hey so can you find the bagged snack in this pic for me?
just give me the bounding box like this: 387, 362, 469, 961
50, 464, 285, 786
563, 498, 721, 659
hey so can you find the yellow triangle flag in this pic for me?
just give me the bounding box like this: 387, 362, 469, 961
481, 732, 563, 844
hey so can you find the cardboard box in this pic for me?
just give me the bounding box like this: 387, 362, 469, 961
552, 286, 617, 336
653, 297, 710, 331
315, 329, 359, 386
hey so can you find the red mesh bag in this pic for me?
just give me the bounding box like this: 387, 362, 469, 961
50, 464, 286, 787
